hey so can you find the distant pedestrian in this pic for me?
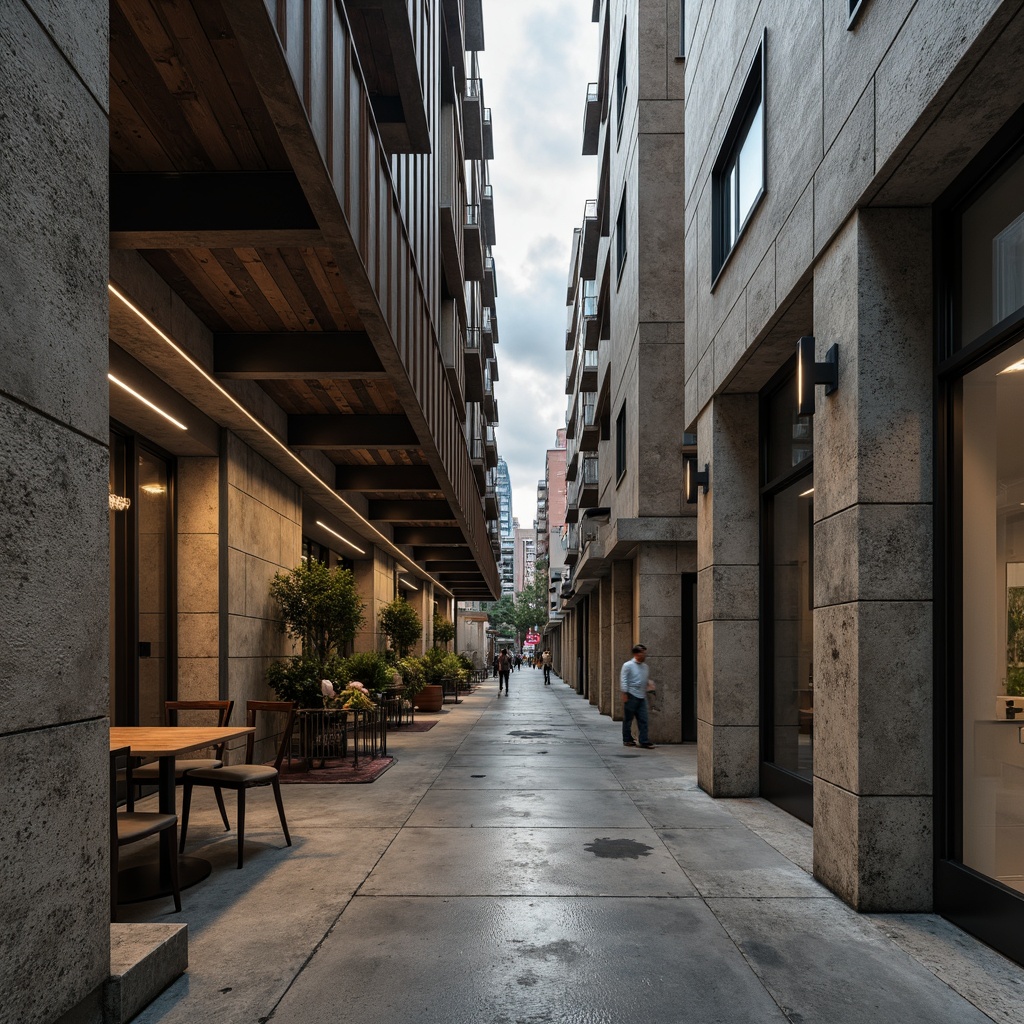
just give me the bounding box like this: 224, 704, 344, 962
621, 643, 655, 749
514, 653, 522, 672
542, 650, 552, 685
497, 649, 512, 694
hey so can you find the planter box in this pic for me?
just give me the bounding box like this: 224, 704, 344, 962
416, 685, 443, 713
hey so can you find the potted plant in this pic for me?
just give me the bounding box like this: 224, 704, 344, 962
379, 598, 423, 659
433, 613, 456, 650
265, 560, 364, 708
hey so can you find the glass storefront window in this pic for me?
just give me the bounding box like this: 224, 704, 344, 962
765, 382, 812, 484
770, 475, 815, 780
961, 337, 1024, 889
961, 152, 1024, 346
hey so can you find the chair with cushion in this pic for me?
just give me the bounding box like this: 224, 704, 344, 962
110, 747, 181, 921
180, 701, 296, 869
130, 700, 233, 832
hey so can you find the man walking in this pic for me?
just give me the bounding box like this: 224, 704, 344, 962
542, 649, 552, 685
620, 643, 655, 749
497, 648, 512, 695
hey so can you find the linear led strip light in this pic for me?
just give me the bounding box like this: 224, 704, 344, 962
108, 283, 453, 598
108, 373, 188, 430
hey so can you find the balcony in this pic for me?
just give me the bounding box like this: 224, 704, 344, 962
465, 0, 485, 50
482, 306, 494, 352
464, 327, 484, 402
582, 281, 599, 350
582, 82, 600, 156
441, 0, 466, 88
483, 369, 497, 422
464, 203, 485, 280
440, 303, 466, 416
581, 200, 599, 279
484, 479, 498, 519
579, 395, 598, 451
565, 298, 577, 351
580, 349, 598, 393
483, 254, 497, 307
470, 434, 486, 491
482, 184, 496, 246
485, 424, 498, 469
483, 107, 494, 159
579, 455, 599, 506
487, 355, 499, 384
564, 524, 580, 565
347, 0, 430, 154
565, 395, 578, 440
464, 78, 484, 160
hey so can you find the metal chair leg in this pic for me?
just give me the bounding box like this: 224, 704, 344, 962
162, 826, 182, 912
236, 788, 246, 869
213, 787, 230, 831
272, 778, 291, 847
179, 781, 193, 853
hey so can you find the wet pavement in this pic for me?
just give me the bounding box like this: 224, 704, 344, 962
125, 668, 1024, 1023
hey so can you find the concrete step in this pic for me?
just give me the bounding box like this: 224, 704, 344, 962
106, 923, 187, 1024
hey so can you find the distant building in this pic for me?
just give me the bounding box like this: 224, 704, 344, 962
514, 523, 537, 594
497, 460, 515, 596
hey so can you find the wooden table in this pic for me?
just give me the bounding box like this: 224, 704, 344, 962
111, 725, 255, 903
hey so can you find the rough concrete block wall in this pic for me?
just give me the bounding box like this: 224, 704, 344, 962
177, 458, 220, 703
696, 395, 760, 795
811, 209, 934, 912
0, 2, 111, 1021
355, 548, 398, 654
225, 434, 301, 761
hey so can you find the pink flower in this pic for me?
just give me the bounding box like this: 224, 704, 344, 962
321, 680, 336, 698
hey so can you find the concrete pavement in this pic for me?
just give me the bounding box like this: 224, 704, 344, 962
123, 668, 1024, 1023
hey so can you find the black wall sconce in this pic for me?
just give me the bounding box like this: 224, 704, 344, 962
796, 335, 838, 416
685, 458, 709, 503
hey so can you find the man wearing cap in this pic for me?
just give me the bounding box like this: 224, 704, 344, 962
620, 643, 655, 749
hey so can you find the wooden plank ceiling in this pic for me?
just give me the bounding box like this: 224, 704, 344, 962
109, 0, 486, 593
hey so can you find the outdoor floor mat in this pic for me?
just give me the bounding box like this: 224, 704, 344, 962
395, 721, 437, 732
275, 756, 395, 784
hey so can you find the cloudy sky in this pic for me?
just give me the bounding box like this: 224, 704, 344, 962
478, 0, 598, 528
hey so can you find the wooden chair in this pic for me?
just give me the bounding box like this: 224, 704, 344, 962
110, 747, 181, 921
130, 700, 233, 832
180, 701, 296, 869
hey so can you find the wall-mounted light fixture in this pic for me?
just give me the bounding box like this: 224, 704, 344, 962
684, 458, 709, 504
796, 336, 838, 416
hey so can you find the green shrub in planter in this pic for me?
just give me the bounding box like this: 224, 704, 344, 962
338, 651, 393, 694
379, 598, 423, 658
396, 656, 427, 701
267, 653, 347, 709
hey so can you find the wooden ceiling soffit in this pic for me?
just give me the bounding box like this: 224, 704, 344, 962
336, 465, 439, 491
368, 500, 456, 523
392, 527, 465, 546
345, 0, 431, 154
288, 414, 417, 449
110, 171, 323, 249
413, 546, 475, 562
215, 332, 385, 379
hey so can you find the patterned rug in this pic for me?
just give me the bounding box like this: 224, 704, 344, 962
275, 756, 395, 784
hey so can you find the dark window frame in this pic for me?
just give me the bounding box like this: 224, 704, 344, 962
615, 21, 627, 142
615, 188, 628, 280
847, 0, 868, 29
711, 30, 767, 287
615, 402, 627, 482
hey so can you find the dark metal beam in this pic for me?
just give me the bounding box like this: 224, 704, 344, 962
336, 465, 440, 492
413, 546, 475, 562
215, 333, 385, 379
288, 415, 419, 449
110, 172, 322, 248
424, 560, 485, 573
392, 527, 465, 546
368, 500, 455, 522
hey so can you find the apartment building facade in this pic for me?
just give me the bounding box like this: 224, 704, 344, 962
549, 0, 694, 742
685, 0, 1024, 963
1, 0, 503, 1020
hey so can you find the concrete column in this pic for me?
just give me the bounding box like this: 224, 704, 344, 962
588, 590, 601, 704
812, 209, 933, 912
597, 575, 614, 715
177, 457, 221, 701
0, 3, 111, 1020
697, 394, 761, 796
637, 543, 685, 743
611, 559, 634, 722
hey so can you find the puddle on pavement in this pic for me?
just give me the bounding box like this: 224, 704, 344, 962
584, 837, 654, 860
508, 730, 555, 739
470, 774, 486, 778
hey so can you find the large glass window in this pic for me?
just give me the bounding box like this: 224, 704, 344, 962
712, 37, 765, 281
961, 153, 1024, 346
961, 337, 1024, 891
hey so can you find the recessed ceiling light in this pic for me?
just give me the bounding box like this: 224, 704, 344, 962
399, 578, 419, 590
107, 373, 187, 430
140, 483, 167, 495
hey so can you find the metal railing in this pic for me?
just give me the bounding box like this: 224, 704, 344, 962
465, 78, 482, 100
584, 198, 597, 220
587, 82, 598, 103
465, 203, 480, 226
581, 455, 599, 484
466, 326, 481, 350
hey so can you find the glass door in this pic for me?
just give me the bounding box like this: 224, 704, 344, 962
760, 361, 815, 824
108, 426, 175, 726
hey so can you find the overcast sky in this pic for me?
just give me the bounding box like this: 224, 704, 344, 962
479, 0, 597, 529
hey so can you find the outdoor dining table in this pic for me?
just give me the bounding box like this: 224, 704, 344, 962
110, 725, 255, 904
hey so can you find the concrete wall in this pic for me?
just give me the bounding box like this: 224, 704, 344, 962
0, 2, 111, 1021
